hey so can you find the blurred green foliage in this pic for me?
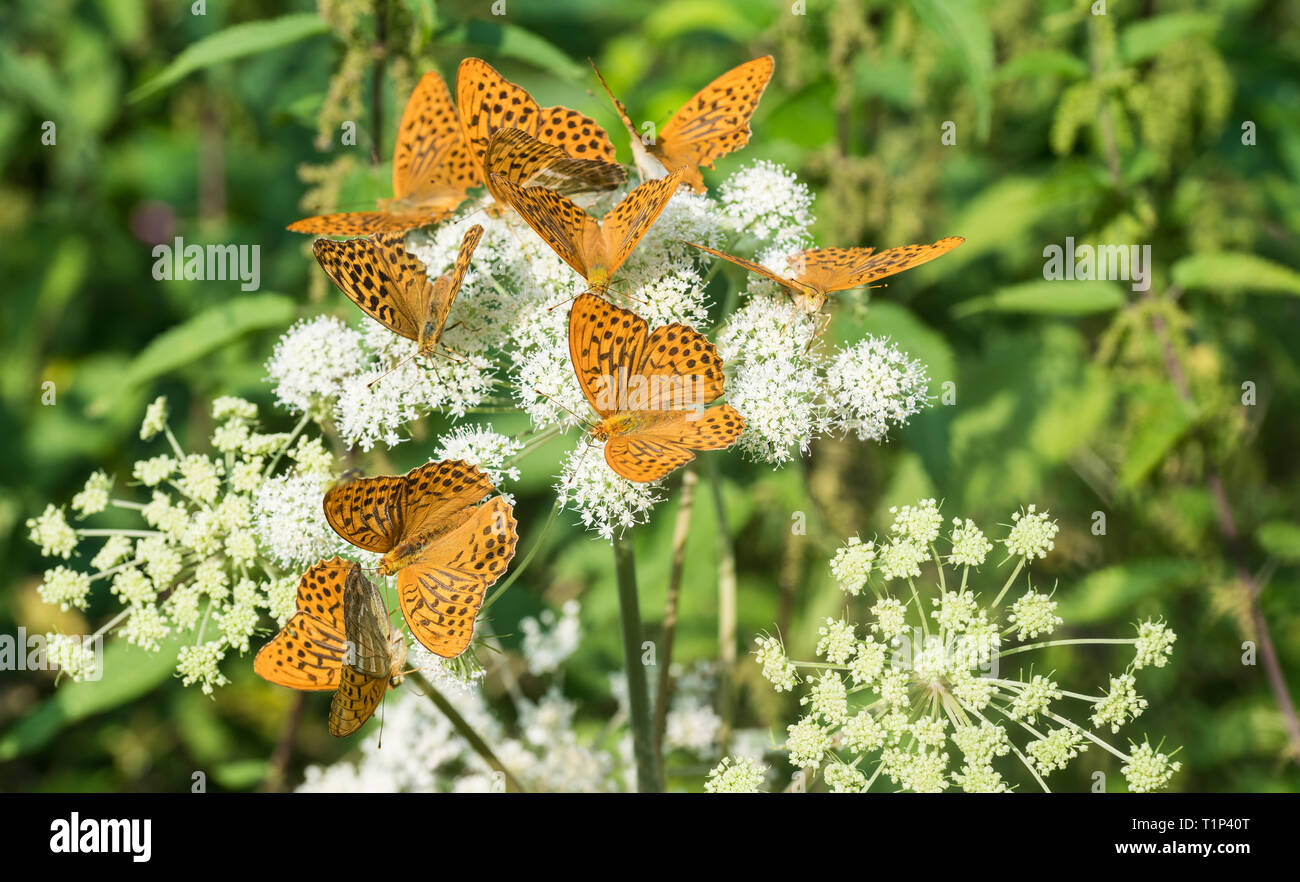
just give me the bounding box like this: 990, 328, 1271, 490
2, 0, 1299, 792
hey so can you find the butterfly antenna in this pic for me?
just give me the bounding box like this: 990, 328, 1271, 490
367, 352, 417, 389
533, 387, 594, 431
566, 437, 597, 488
546, 288, 585, 313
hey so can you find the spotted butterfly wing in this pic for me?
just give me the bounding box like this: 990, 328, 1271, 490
679, 239, 806, 296
289, 71, 472, 234
791, 237, 966, 293
568, 293, 743, 482
492, 169, 684, 290
656, 56, 773, 192
485, 127, 626, 206
328, 568, 406, 737
396, 496, 518, 658
457, 58, 617, 188
323, 461, 517, 658
253, 557, 353, 691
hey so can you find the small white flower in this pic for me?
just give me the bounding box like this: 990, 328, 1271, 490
1132, 619, 1176, 670
266, 316, 366, 418
519, 601, 582, 676
755, 635, 798, 692
718, 160, 815, 243
1091, 673, 1148, 733
825, 337, 931, 442
252, 472, 339, 569
830, 537, 876, 596
44, 634, 100, 681
27, 504, 78, 558
1122, 741, 1181, 792
38, 566, 92, 610
71, 472, 112, 516
948, 517, 993, 567
140, 396, 168, 440
1008, 590, 1063, 640
889, 499, 943, 545
434, 426, 524, 489
816, 618, 857, 664
176, 641, 230, 695
1004, 505, 1059, 561
705, 756, 766, 793
555, 441, 663, 540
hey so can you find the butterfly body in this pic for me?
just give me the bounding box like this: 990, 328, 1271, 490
491, 169, 685, 293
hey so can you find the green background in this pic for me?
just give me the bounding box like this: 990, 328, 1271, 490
2, 0, 1299, 791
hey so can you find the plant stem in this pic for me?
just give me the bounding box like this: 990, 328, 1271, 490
370, 0, 387, 166
409, 670, 526, 793
613, 530, 659, 792
708, 456, 738, 752
652, 463, 698, 775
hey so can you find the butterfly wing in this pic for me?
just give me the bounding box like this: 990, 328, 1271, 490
253, 557, 352, 691
457, 58, 544, 180
601, 168, 685, 277
636, 322, 727, 409
568, 293, 649, 416
397, 497, 518, 658
794, 237, 965, 293
486, 128, 625, 202
533, 105, 618, 164
490, 175, 596, 279
400, 460, 495, 536
313, 232, 428, 340
323, 473, 408, 553
342, 566, 392, 678
680, 240, 803, 295
589, 61, 669, 182
287, 212, 445, 236
420, 224, 484, 353
656, 56, 774, 192
328, 666, 389, 737
393, 71, 478, 201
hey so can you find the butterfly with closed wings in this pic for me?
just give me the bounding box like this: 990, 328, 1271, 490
253, 557, 407, 737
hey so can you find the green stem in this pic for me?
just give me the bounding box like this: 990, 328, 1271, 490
264, 411, 312, 478
991, 558, 1025, 607
408, 670, 526, 793
708, 456, 738, 751
613, 531, 659, 792
998, 637, 1134, 659
653, 463, 699, 776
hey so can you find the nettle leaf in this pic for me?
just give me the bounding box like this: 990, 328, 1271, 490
1119, 13, 1219, 65
129, 13, 330, 102
954, 280, 1128, 317
1171, 252, 1300, 297
1054, 559, 1202, 624
1256, 521, 1300, 561
88, 294, 297, 416
1118, 385, 1196, 489
438, 20, 585, 80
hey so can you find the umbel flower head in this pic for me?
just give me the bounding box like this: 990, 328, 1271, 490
25, 396, 364, 691
712, 500, 1179, 793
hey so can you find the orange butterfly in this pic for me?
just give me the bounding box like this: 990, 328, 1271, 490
485, 127, 626, 207
681, 237, 966, 313
457, 58, 618, 183
491, 168, 686, 293
323, 461, 518, 658
567, 293, 744, 482
254, 557, 407, 737
313, 224, 483, 359
592, 56, 774, 192
288, 71, 477, 235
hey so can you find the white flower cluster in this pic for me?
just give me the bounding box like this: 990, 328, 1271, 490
744, 500, 1180, 793
27, 396, 341, 692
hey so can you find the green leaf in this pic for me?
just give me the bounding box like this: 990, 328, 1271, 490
0, 635, 184, 761
1170, 252, 1300, 297
954, 280, 1128, 317
1257, 521, 1300, 562
994, 49, 1088, 83
1055, 559, 1202, 624
1118, 385, 1196, 488
128, 13, 330, 102
1119, 13, 1218, 65
88, 294, 297, 416
438, 20, 585, 80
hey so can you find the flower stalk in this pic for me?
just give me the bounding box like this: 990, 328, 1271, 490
613, 531, 659, 792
